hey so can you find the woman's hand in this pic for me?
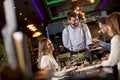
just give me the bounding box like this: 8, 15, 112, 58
92, 39, 105, 47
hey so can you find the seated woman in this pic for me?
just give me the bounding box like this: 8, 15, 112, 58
37, 37, 77, 79
37, 37, 59, 71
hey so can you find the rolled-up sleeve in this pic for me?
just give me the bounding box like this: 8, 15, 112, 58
102, 43, 111, 51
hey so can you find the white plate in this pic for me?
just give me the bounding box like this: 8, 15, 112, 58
76, 64, 102, 72
54, 67, 76, 77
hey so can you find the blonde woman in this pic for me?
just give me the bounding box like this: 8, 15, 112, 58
37, 37, 59, 71
101, 12, 120, 80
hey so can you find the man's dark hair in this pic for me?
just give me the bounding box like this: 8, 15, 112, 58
67, 11, 78, 20
97, 17, 107, 25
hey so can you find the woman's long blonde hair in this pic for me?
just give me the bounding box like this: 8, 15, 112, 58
37, 37, 49, 68
106, 12, 120, 35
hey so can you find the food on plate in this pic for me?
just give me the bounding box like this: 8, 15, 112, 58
101, 56, 108, 61
54, 66, 77, 77
105, 54, 110, 58
92, 59, 102, 65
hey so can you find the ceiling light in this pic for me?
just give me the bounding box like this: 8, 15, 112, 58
28, 26, 36, 30
27, 24, 34, 28
30, 28, 37, 32
76, 7, 80, 9
24, 18, 27, 20
27, 24, 38, 32
19, 13, 22, 15
32, 32, 42, 37
71, 0, 77, 2
89, 0, 95, 3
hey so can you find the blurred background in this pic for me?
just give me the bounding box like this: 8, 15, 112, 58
0, 0, 120, 79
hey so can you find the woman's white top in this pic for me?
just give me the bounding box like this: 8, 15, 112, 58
102, 35, 120, 79
40, 55, 59, 71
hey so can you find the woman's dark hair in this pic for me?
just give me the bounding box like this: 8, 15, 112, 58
97, 17, 107, 25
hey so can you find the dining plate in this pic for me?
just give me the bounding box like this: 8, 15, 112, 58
76, 64, 102, 72
54, 67, 77, 77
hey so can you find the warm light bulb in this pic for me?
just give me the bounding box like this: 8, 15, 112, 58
24, 18, 27, 20
27, 24, 34, 28
19, 13, 22, 15
32, 32, 42, 37
74, 10, 77, 13
90, 0, 95, 3
76, 11, 79, 14
76, 7, 79, 9
98, 31, 101, 33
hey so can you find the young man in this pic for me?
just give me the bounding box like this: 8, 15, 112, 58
62, 11, 92, 64
62, 11, 92, 52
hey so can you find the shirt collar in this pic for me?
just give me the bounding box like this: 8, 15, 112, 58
69, 24, 79, 30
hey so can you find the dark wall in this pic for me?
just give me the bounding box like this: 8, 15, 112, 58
0, 0, 5, 39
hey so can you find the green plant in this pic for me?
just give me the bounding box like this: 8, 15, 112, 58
74, 52, 86, 62
0, 39, 7, 64
62, 20, 69, 27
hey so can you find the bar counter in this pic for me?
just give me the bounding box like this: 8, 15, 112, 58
33, 64, 114, 80
54, 64, 114, 80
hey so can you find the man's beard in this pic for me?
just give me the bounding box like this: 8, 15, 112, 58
71, 23, 78, 27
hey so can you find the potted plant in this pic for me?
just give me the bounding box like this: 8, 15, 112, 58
0, 39, 7, 65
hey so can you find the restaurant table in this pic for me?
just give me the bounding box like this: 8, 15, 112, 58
51, 64, 115, 80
